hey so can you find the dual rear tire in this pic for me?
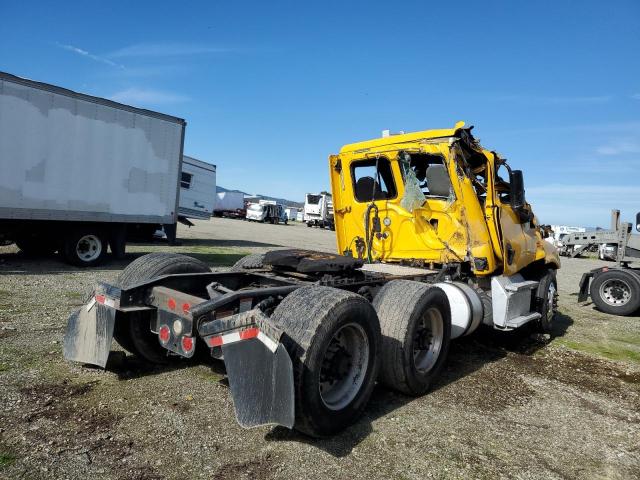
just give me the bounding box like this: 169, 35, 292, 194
272, 279, 452, 437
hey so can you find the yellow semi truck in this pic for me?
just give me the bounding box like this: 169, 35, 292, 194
65, 122, 560, 437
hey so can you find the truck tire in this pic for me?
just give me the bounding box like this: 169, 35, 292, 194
373, 280, 451, 396
270, 286, 381, 437
114, 253, 211, 363
590, 269, 640, 316
229, 253, 266, 271
62, 229, 108, 267
15, 236, 57, 256
534, 269, 558, 333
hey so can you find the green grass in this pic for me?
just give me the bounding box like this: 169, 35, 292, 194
64, 291, 83, 300
0, 452, 15, 468
0, 363, 9, 372
558, 338, 640, 363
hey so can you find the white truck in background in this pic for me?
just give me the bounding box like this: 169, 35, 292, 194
0, 71, 187, 266
303, 192, 334, 229
178, 156, 216, 222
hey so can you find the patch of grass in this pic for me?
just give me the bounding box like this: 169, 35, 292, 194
0, 452, 16, 468
193, 368, 225, 383
64, 291, 83, 300
0, 363, 9, 372
558, 338, 640, 363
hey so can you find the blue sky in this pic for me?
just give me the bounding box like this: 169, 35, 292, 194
1, 0, 639, 226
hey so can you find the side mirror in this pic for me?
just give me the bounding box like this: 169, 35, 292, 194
510, 170, 526, 210
636, 212, 640, 232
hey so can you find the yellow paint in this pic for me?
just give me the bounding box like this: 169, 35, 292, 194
330, 122, 560, 276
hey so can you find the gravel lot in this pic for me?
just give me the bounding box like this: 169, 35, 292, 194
1, 218, 639, 480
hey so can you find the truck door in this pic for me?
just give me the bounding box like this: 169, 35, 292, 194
493, 162, 537, 275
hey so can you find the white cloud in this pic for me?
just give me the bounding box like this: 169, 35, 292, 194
109, 88, 189, 106
108, 43, 231, 58
595, 140, 640, 156
57, 43, 124, 69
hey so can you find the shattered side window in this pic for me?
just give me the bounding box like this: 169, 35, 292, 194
400, 160, 426, 212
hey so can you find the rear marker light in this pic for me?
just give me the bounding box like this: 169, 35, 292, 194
182, 303, 190, 315
159, 325, 170, 343
95, 294, 105, 304
182, 336, 194, 353
167, 298, 177, 310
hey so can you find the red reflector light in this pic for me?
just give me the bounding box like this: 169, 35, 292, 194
240, 327, 259, 340
602, 267, 609, 272
95, 294, 105, 304
208, 336, 223, 348
159, 325, 170, 343
182, 303, 190, 314
182, 336, 194, 353
167, 298, 176, 310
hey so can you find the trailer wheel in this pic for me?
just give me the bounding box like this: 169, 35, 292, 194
271, 286, 381, 437
114, 253, 211, 363
229, 253, 266, 271
62, 229, 108, 267
373, 280, 451, 396
15, 235, 57, 256
590, 270, 640, 316
534, 269, 558, 333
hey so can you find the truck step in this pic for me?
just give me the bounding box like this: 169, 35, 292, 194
505, 312, 541, 328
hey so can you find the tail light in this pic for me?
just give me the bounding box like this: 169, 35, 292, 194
182, 336, 194, 354
159, 325, 171, 344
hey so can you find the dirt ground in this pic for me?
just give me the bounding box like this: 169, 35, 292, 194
1, 217, 639, 480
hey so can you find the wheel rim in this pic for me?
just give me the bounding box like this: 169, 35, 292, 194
546, 282, 558, 323
76, 235, 102, 262
599, 278, 632, 306
319, 322, 369, 411
413, 307, 444, 373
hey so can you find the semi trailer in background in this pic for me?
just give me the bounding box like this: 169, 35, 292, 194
0, 71, 187, 266
178, 155, 216, 222
214, 191, 245, 218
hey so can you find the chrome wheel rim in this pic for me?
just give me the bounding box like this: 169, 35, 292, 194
599, 278, 631, 306
319, 322, 369, 411
413, 307, 444, 373
546, 282, 558, 323
76, 235, 102, 262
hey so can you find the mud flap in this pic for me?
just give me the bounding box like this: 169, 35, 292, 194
222, 339, 294, 429
63, 301, 116, 368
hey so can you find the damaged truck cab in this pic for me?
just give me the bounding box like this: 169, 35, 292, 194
330, 121, 559, 275
65, 122, 560, 438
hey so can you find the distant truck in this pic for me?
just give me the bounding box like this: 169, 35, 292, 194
0, 71, 187, 266
245, 200, 287, 224
178, 156, 216, 222
214, 191, 246, 218
303, 192, 334, 229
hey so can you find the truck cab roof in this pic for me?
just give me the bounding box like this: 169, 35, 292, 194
339, 121, 466, 154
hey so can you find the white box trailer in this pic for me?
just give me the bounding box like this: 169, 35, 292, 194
178, 155, 216, 221
214, 191, 245, 217
0, 71, 186, 266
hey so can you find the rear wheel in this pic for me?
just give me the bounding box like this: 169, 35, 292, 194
15, 235, 57, 256
271, 286, 381, 437
229, 253, 266, 272
114, 253, 210, 363
590, 270, 640, 316
373, 280, 451, 396
62, 229, 108, 267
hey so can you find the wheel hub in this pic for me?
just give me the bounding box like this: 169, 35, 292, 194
319, 323, 369, 411
600, 279, 631, 306
76, 235, 102, 262
412, 308, 444, 373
